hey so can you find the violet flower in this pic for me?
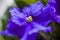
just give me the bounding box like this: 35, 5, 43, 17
47, 0, 60, 23
2, 1, 60, 40
48, 0, 60, 21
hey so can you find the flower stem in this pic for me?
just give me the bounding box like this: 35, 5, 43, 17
39, 31, 48, 40
50, 22, 55, 40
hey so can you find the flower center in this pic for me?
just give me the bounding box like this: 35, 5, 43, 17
27, 16, 33, 22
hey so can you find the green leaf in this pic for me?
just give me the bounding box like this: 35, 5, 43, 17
15, 0, 36, 9
40, 0, 48, 5
23, 0, 36, 5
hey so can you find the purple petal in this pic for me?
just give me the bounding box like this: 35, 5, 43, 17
6, 19, 27, 38
26, 33, 37, 40
33, 6, 52, 26
28, 22, 51, 35
50, 7, 60, 23
48, 0, 56, 7
29, 1, 44, 16
23, 7, 31, 16
55, 0, 60, 15
21, 24, 32, 40
9, 7, 27, 26
43, 26, 52, 33
23, 1, 44, 17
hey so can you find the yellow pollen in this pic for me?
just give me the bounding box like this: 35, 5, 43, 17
27, 16, 33, 22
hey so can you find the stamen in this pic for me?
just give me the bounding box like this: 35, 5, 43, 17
27, 16, 33, 22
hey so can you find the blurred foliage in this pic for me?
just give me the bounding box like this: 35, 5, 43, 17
15, 0, 36, 9
54, 22, 60, 40
0, 18, 2, 30
40, 0, 48, 5
1, 7, 18, 40
0, 36, 4, 40
2, 35, 18, 40
1, 8, 10, 30
48, 22, 60, 40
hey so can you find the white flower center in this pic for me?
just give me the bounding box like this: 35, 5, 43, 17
27, 16, 33, 22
